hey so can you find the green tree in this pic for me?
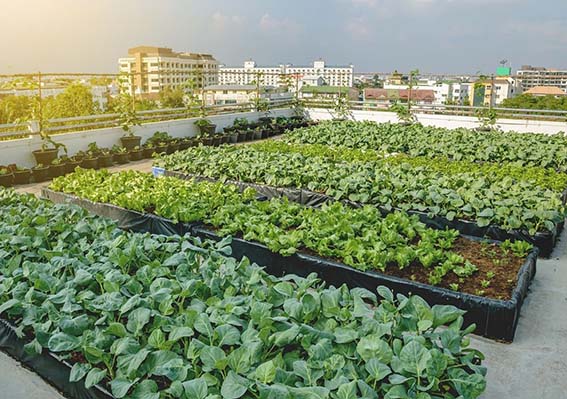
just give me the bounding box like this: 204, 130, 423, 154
0, 95, 35, 124
501, 94, 567, 111
43, 83, 97, 119
159, 87, 185, 108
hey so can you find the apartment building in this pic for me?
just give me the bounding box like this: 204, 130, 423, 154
384, 79, 454, 105
517, 65, 567, 93
118, 46, 219, 96
219, 59, 354, 88
469, 77, 521, 106
201, 84, 293, 106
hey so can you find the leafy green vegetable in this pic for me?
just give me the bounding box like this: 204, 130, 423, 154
153, 143, 565, 235
0, 188, 487, 399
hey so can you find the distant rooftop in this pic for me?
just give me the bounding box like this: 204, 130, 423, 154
126, 46, 216, 60
524, 86, 567, 96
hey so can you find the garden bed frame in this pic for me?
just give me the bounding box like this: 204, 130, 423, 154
42, 188, 539, 341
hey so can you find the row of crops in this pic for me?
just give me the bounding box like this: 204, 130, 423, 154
154, 138, 566, 241
50, 168, 532, 298
0, 188, 487, 399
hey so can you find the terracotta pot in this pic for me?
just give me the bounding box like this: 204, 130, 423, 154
65, 161, 82, 174
49, 164, 66, 178
32, 149, 59, 165
32, 167, 50, 183
129, 150, 143, 161
113, 153, 130, 164
98, 155, 114, 168
13, 170, 31, 185
80, 158, 99, 170
0, 173, 14, 187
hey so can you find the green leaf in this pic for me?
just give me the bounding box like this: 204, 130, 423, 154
356, 335, 393, 363
399, 341, 431, 377
110, 378, 137, 398
47, 332, 80, 352
334, 327, 358, 344
221, 371, 250, 399
85, 367, 107, 389
69, 362, 91, 383
182, 377, 208, 399
365, 358, 392, 382
432, 305, 466, 328
255, 360, 276, 384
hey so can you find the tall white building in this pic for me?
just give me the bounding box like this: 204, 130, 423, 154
517, 65, 567, 93
118, 46, 219, 96
219, 59, 354, 88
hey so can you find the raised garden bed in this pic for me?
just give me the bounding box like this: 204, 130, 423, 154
1, 187, 488, 399
163, 169, 563, 257
42, 184, 539, 341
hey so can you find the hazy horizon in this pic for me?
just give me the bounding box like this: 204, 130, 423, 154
1, 0, 566, 75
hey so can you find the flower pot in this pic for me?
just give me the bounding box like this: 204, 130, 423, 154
253, 131, 263, 140
142, 147, 156, 159
237, 132, 247, 142
245, 131, 254, 141
32, 167, 50, 183
114, 153, 130, 164
13, 170, 31, 185
212, 137, 221, 147
98, 154, 114, 168
65, 161, 82, 174
202, 137, 213, 146
198, 124, 217, 136
167, 142, 180, 154
261, 130, 269, 139
48, 164, 66, 178
129, 150, 143, 161
179, 140, 191, 151
32, 149, 59, 165
81, 158, 99, 170
120, 135, 142, 151
155, 144, 169, 155
229, 133, 238, 144
0, 173, 14, 187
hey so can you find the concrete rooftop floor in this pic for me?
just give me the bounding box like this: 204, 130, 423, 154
5, 158, 567, 399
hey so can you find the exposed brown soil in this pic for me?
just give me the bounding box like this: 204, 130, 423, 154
205, 223, 525, 301
392, 237, 524, 300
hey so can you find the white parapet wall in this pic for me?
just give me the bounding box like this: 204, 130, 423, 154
307, 108, 567, 135
0, 109, 292, 168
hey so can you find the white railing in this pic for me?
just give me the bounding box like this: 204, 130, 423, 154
302, 98, 567, 122
0, 98, 295, 140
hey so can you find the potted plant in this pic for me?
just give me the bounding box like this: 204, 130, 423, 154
79, 149, 99, 169
253, 126, 263, 140
142, 142, 157, 159
11, 165, 32, 185
32, 164, 50, 183
475, 108, 499, 132
167, 139, 180, 154
194, 118, 216, 136
32, 136, 67, 165
65, 155, 83, 174
155, 141, 169, 154
0, 166, 14, 187
129, 145, 144, 161
390, 103, 417, 126
112, 145, 130, 164
117, 94, 142, 150
49, 158, 66, 178
98, 147, 114, 168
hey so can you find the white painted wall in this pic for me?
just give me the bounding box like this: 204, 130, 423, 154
0, 109, 292, 168
307, 108, 567, 135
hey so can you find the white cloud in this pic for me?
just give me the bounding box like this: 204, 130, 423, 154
259, 13, 300, 33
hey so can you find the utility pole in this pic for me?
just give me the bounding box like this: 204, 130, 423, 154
38, 71, 43, 134
489, 74, 495, 109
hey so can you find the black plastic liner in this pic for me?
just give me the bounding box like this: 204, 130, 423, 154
43, 188, 538, 341
0, 319, 112, 399
164, 170, 564, 257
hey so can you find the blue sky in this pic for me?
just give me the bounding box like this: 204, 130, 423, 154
1, 0, 566, 74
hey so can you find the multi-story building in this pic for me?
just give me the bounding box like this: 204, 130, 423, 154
118, 46, 218, 96
201, 84, 293, 106
517, 65, 567, 93
469, 76, 521, 106
383, 79, 454, 105
219, 59, 354, 88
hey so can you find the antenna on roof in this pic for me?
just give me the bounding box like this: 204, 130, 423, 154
499, 59, 508, 66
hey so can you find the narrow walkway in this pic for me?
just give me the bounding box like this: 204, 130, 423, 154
9, 158, 567, 399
